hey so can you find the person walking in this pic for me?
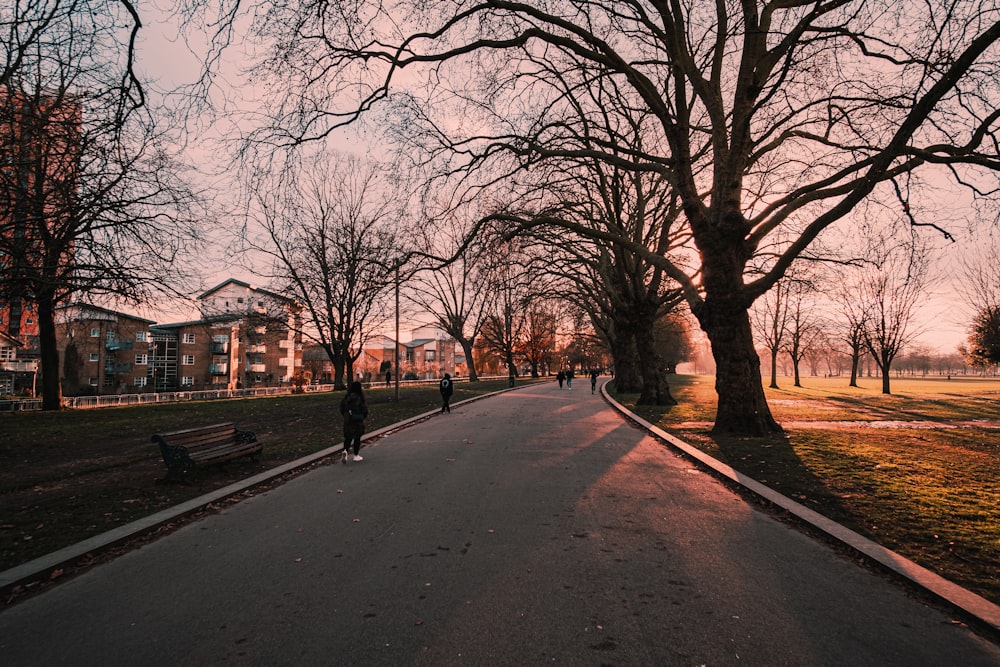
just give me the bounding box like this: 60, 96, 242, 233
385, 369, 392, 387
439, 373, 454, 413
566, 368, 574, 390
590, 368, 599, 394
340, 381, 368, 462
557, 370, 565, 389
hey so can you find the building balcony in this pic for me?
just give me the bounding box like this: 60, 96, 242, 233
104, 363, 133, 374
210, 342, 229, 354
249, 364, 266, 373
106, 339, 134, 351
209, 363, 229, 375
249, 344, 267, 354
0, 360, 39, 372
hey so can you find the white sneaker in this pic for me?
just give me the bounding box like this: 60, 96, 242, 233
353, 455, 364, 462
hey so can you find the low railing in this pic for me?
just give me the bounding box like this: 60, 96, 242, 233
0, 375, 517, 412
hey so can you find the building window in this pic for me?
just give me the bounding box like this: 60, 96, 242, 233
181, 376, 194, 387
182, 333, 196, 344
135, 376, 147, 387
135, 354, 148, 365
136, 331, 147, 342
237, 297, 245, 304
90, 328, 100, 337
89, 353, 100, 362
0, 347, 13, 361
425, 350, 436, 362
89, 377, 98, 386
182, 355, 195, 365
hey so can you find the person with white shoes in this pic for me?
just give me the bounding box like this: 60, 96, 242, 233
339, 381, 368, 462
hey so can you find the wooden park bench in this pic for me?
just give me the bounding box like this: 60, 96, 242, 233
152, 422, 262, 479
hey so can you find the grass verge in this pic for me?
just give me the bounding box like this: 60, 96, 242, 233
0, 380, 519, 576
614, 374, 1000, 606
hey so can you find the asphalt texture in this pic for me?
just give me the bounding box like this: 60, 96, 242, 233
1, 381, 999, 666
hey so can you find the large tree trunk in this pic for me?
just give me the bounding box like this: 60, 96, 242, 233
328, 345, 347, 389
634, 315, 676, 406
608, 327, 641, 393
849, 345, 860, 387
36, 293, 63, 410
696, 298, 781, 435
459, 338, 479, 381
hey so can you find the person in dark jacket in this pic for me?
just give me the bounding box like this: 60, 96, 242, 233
340, 381, 368, 462
439, 373, 454, 413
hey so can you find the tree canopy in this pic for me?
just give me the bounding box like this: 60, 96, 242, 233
184, 0, 1000, 434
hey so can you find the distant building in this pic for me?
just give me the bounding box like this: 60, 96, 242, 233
54, 304, 156, 396
358, 325, 467, 381
0, 87, 82, 383
191, 279, 303, 389
40, 279, 303, 396
0, 330, 37, 395
147, 317, 244, 391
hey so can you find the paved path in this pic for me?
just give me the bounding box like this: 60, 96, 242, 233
1, 382, 998, 666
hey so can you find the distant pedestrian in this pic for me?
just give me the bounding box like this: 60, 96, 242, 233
385, 369, 392, 387
557, 371, 565, 389
439, 373, 454, 413
590, 369, 599, 394
566, 369, 574, 390
340, 381, 368, 462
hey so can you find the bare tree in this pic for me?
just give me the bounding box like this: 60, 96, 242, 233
1, 1, 202, 409
241, 151, 400, 388
408, 208, 493, 381
525, 114, 687, 405
859, 241, 930, 394
957, 236, 1000, 367
189, 1, 1000, 436
783, 287, 824, 388
478, 240, 539, 382
751, 278, 791, 390
517, 299, 560, 378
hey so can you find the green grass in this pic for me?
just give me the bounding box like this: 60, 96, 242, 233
614, 374, 1000, 606
0, 380, 523, 575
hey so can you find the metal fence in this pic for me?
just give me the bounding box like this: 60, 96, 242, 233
0, 375, 512, 413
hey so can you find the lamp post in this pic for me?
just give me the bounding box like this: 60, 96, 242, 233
394, 261, 400, 402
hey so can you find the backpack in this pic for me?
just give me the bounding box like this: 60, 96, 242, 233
344, 392, 365, 421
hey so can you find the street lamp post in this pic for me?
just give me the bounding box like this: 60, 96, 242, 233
394, 262, 400, 402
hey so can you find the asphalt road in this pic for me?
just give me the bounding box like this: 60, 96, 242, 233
1, 381, 998, 666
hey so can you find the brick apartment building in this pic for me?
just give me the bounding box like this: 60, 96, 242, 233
150, 279, 303, 391
1, 279, 303, 398
53, 304, 154, 395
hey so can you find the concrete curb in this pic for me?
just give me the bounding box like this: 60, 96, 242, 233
0, 383, 528, 598
600, 382, 1000, 637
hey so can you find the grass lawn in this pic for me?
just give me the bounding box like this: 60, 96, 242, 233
0, 380, 522, 580
614, 374, 1000, 606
